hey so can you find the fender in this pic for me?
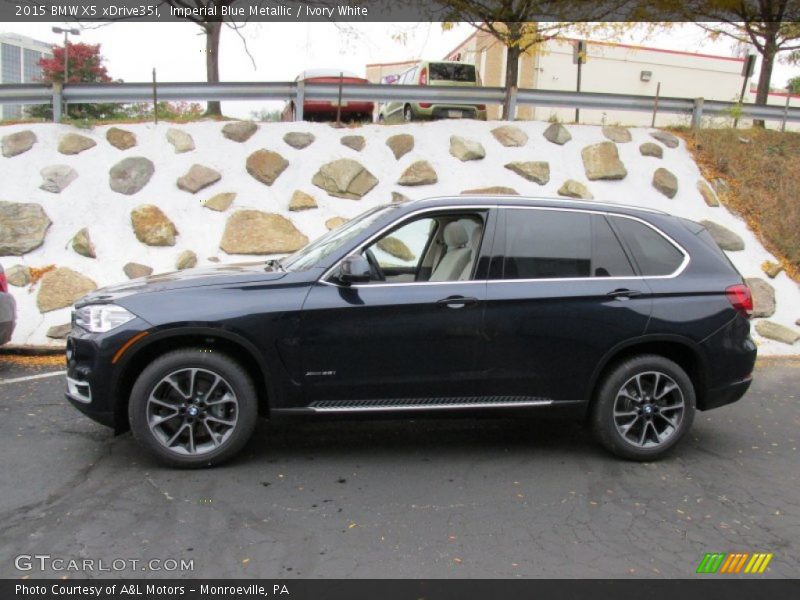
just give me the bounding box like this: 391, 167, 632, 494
586, 333, 709, 400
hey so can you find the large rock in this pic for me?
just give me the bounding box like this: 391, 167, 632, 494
697, 180, 719, 207
222, 121, 258, 142
543, 123, 571, 145
312, 158, 378, 199
639, 142, 663, 158
505, 161, 550, 185
288, 190, 317, 211
40, 165, 78, 193
58, 133, 96, 155
582, 142, 627, 180
203, 192, 236, 212
450, 136, 485, 161
558, 180, 593, 200
650, 130, 679, 148
283, 131, 315, 149
745, 277, 776, 318
131, 205, 178, 246
341, 135, 365, 152
36, 267, 96, 313
755, 321, 799, 345
177, 164, 221, 193
602, 125, 631, 143
71, 228, 96, 258
700, 220, 744, 251
386, 134, 414, 159
397, 160, 438, 186
392, 191, 411, 203
325, 217, 348, 230
109, 157, 155, 195
46, 323, 72, 339
246, 149, 289, 186
0, 201, 51, 256
175, 250, 197, 270
461, 186, 518, 195
762, 261, 783, 278
652, 167, 678, 198
123, 262, 153, 279
220, 210, 308, 255
6, 264, 31, 287
377, 237, 414, 261
492, 125, 528, 147
2, 130, 36, 157
166, 128, 195, 153
106, 127, 136, 150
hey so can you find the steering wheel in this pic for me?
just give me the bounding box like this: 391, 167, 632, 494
364, 249, 386, 281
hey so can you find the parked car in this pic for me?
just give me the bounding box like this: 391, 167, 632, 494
378, 60, 488, 123
282, 69, 374, 122
65, 196, 757, 468
0, 264, 16, 346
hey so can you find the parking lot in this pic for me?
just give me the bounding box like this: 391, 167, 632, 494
0, 355, 798, 579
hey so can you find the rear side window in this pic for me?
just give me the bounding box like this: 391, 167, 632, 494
429, 63, 477, 83
611, 216, 685, 276
503, 210, 591, 279
592, 215, 634, 277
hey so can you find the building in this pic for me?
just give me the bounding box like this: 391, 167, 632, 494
0, 33, 53, 120
367, 28, 799, 127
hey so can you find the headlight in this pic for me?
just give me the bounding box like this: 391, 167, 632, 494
74, 305, 135, 333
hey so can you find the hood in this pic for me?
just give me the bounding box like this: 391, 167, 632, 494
77, 262, 287, 306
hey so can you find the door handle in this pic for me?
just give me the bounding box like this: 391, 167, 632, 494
436, 296, 478, 308
606, 288, 643, 300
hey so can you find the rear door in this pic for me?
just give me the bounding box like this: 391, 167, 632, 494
479, 207, 653, 402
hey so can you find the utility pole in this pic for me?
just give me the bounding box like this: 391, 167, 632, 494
52, 26, 80, 120
734, 54, 756, 129
573, 40, 586, 123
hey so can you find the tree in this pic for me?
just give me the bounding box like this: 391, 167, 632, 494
433, 1, 638, 118
674, 0, 800, 126
29, 42, 118, 120
788, 75, 800, 93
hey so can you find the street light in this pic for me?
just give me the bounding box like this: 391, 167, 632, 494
52, 26, 80, 119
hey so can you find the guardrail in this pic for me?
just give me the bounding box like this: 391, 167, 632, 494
1, 81, 798, 126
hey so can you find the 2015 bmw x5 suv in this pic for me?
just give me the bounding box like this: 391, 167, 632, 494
66, 196, 757, 467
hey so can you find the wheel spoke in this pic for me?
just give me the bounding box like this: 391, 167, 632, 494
205, 391, 236, 407
614, 410, 639, 419
634, 375, 645, 399
149, 396, 180, 411
166, 423, 188, 447
150, 411, 180, 427
203, 420, 220, 447
205, 415, 236, 428
164, 375, 190, 400
620, 416, 641, 436
187, 423, 196, 454
660, 402, 684, 413
656, 383, 678, 400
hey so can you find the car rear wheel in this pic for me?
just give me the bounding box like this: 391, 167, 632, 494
592, 355, 695, 461
403, 105, 413, 122
129, 348, 258, 468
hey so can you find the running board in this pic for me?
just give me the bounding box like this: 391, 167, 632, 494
306, 396, 553, 413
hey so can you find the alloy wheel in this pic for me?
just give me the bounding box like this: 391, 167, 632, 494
146, 368, 239, 456
612, 371, 685, 449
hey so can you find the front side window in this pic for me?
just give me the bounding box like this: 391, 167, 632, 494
503, 210, 592, 279
611, 216, 685, 276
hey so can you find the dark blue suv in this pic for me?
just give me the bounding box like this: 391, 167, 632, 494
65, 196, 757, 467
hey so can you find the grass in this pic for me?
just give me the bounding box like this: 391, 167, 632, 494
683, 127, 800, 281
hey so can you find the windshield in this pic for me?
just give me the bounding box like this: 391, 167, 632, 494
282, 205, 397, 271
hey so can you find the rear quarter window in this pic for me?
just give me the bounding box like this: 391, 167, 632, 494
611, 216, 685, 276
429, 63, 477, 83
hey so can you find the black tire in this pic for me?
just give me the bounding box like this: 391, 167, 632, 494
128, 348, 258, 468
403, 104, 413, 122
591, 354, 695, 461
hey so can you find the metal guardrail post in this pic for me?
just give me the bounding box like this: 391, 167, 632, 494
52, 83, 62, 122
691, 97, 704, 130
781, 92, 791, 133
295, 81, 305, 122
506, 85, 518, 121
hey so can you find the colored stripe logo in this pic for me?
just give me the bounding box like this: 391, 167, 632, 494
696, 552, 773, 574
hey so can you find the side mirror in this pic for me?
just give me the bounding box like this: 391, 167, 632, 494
338, 254, 371, 284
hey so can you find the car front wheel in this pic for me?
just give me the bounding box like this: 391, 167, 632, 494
128, 348, 258, 468
592, 355, 695, 461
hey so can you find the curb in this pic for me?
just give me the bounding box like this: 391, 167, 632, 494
0, 344, 66, 356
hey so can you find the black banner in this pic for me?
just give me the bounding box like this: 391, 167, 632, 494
2, 0, 800, 23
4, 579, 800, 600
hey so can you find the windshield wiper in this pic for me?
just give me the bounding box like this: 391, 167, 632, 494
265, 259, 286, 272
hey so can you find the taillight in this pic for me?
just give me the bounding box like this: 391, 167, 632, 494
419, 102, 431, 108
0, 267, 7, 294
726, 284, 753, 318
419, 68, 427, 86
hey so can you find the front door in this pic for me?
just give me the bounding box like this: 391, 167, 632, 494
300, 210, 493, 405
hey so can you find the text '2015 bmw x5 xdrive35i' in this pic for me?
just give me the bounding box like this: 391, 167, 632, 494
65, 196, 757, 467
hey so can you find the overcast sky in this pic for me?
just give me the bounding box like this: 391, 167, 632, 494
6, 21, 798, 118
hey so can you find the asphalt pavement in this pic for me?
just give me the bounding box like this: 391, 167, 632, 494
0, 355, 798, 579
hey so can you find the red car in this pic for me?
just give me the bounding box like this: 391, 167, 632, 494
283, 69, 374, 122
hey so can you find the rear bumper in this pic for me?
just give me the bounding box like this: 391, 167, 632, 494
702, 376, 753, 411
304, 101, 374, 115
413, 105, 487, 120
